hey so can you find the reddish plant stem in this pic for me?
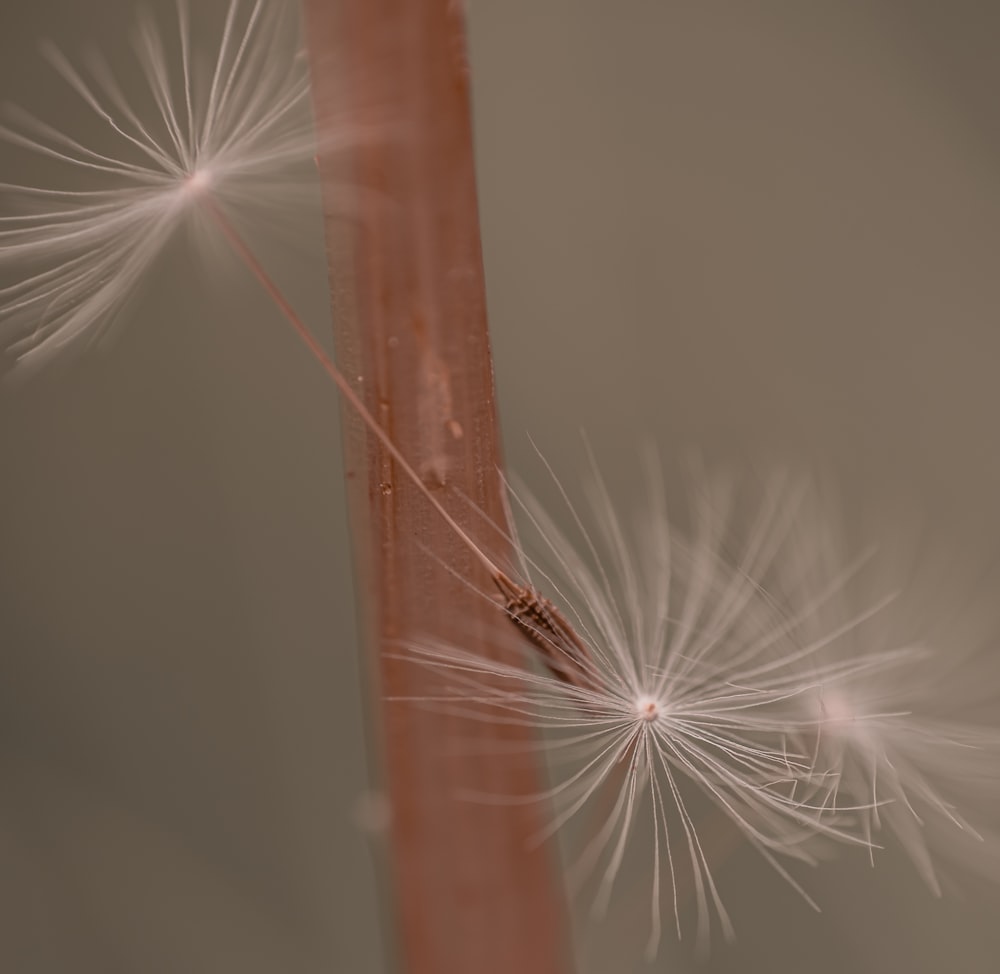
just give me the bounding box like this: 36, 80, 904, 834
301, 2, 573, 972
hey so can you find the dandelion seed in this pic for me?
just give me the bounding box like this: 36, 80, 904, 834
402, 458, 878, 956
0, 0, 319, 369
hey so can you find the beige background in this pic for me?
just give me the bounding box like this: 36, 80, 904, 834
1, 0, 999, 971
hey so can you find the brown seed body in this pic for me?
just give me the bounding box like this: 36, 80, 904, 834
493, 572, 596, 693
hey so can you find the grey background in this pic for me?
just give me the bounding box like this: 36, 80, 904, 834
1, 0, 999, 971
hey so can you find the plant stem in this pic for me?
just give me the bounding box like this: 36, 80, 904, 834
301, 2, 574, 971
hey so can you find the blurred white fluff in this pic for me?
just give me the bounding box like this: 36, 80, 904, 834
772, 492, 1000, 896
0, 0, 316, 370
404, 457, 892, 956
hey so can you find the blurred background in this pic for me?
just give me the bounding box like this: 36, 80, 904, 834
1, 0, 999, 971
